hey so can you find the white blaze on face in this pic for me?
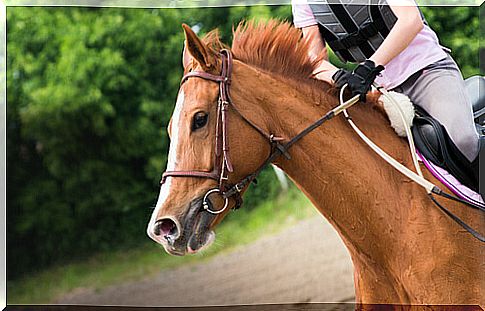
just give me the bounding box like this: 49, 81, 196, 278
147, 90, 185, 240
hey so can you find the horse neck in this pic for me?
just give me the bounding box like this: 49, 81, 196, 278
231, 60, 411, 251
230, 61, 483, 304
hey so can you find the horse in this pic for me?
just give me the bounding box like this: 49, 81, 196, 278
146, 20, 484, 305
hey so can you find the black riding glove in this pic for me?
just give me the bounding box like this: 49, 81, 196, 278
332, 68, 352, 89
332, 60, 384, 102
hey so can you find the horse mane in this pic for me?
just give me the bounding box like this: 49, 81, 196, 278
202, 20, 320, 84
201, 19, 381, 109
232, 20, 319, 82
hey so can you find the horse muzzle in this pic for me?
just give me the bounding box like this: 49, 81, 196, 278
148, 196, 218, 255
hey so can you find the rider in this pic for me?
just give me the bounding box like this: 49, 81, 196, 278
291, 0, 480, 187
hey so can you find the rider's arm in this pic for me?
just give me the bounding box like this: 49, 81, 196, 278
302, 25, 338, 82
369, 2, 424, 66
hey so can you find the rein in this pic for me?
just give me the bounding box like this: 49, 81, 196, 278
161, 48, 484, 242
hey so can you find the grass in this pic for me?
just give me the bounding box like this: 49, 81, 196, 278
8, 188, 318, 304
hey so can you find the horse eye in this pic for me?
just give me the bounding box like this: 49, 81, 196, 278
192, 112, 208, 131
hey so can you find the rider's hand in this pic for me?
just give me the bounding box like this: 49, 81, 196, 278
333, 60, 384, 102
332, 69, 352, 89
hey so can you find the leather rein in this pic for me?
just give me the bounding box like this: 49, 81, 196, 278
160, 49, 485, 243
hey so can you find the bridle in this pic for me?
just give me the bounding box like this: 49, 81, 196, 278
161, 48, 348, 214
160, 49, 485, 243
161, 49, 289, 214
161, 49, 235, 213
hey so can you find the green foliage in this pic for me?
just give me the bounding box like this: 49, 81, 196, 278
7, 6, 291, 279
421, 6, 479, 78
6, 5, 479, 280
8, 7, 181, 278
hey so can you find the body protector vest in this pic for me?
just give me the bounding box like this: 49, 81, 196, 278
309, 0, 425, 63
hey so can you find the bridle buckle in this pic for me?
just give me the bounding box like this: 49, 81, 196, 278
235, 183, 243, 193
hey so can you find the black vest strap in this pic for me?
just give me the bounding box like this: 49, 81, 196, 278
329, 22, 380, 51
370, 5, 392, 38
328, 3, 375, 59
310, 1, 399, 63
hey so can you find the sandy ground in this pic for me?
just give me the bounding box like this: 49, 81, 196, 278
58, 216, 355, 306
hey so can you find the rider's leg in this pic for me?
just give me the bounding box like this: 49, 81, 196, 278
393, 53, 480, 164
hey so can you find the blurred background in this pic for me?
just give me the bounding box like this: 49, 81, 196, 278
6, 5, 481, 304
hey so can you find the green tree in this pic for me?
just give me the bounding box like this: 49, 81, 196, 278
7, 6, 285, 279
421, 6, 479, 77
8, 7, 184, 278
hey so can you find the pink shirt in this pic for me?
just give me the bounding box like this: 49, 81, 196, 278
292, 3, 448, 89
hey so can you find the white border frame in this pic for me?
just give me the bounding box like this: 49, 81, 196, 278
4, 0, 485, 7
1, 1, 482, 309
1, 1, 6, 309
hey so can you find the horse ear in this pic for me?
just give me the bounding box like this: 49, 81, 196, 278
182, 41, 191, 70
182, 23, 214, 71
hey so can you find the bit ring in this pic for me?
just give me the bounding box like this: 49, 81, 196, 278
202, 189, 229, 215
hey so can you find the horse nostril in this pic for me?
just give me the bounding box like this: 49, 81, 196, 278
153, 218, 179, 241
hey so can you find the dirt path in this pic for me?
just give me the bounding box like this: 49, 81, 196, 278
58, 216, 355, 306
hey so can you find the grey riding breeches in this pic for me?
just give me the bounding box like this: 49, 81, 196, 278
392, 53, 480, 162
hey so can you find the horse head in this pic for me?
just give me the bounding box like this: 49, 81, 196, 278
146, 24, 272, 255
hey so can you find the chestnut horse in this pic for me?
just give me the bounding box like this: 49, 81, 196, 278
147, 20, 483, 305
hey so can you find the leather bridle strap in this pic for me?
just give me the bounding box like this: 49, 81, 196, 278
161, 50, 245, 212
161, 171, 219, 185
223, 90, 362, 198
223, 106, 338, 198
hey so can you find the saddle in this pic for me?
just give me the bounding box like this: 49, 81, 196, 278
411, 76, 484, 193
